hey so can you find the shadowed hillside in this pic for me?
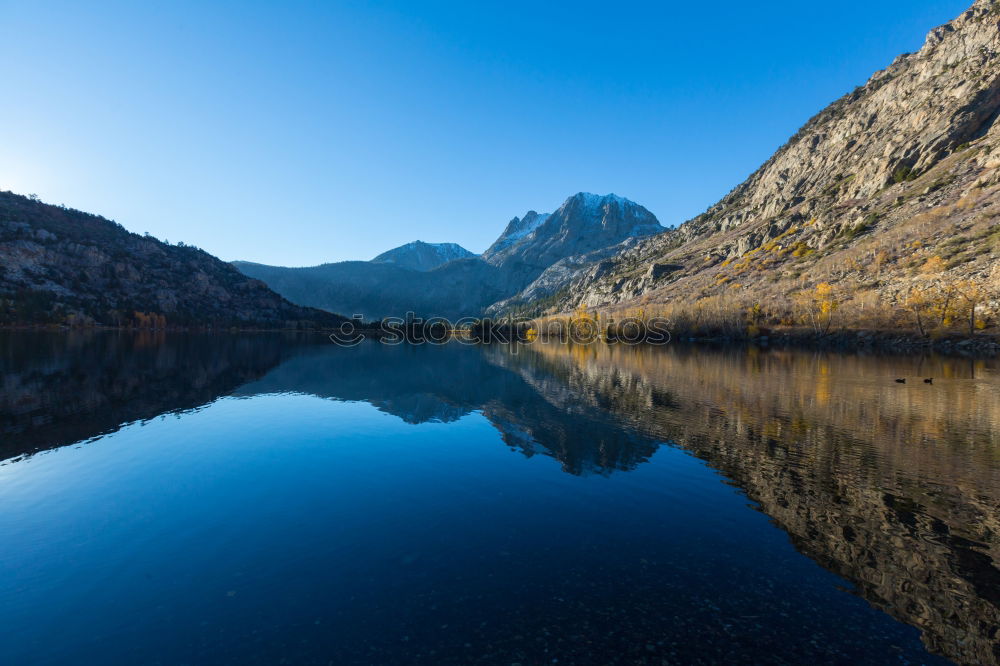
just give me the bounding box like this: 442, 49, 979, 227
0, 192, 345, 328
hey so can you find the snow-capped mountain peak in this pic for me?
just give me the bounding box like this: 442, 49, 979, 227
372, 240, 476, 271
486, 211, 551, 254
572, 192, 633, 209
481, 192, 664, 290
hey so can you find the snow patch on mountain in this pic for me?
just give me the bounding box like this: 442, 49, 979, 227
487, 211, 550, 254
372, 240, 476, 271
575, 192, 633, 210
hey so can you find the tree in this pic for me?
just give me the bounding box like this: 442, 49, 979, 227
953, 279, 987, 335
920, 256, 947, 274
903, 286, 934, 337
795, 283, 839, 334
930, 281, 958, 328
873, 250, 890, 279
570, 304, 598, 343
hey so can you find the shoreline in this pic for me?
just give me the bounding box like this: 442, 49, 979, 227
677, 330, 1000, 357
3, 322, 998, 357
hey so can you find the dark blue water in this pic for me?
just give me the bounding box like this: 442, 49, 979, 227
2, 333, 998, 664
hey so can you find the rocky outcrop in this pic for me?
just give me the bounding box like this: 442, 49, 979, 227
484, 210, 551, 256
691, 0, 1000, 238
485, 235, 656, 316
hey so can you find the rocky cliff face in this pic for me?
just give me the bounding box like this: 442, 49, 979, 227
694, 0, 1000, 238
483, 193, 664, 292
371, 240, 476, 271
514, 0, 1000, 321
0, 191, 343, 328
484, 211, 551, 256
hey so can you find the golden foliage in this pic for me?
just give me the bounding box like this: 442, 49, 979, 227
920, 256, 947, 274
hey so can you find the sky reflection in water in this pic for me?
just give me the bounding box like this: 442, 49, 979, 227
1, 333, 998, 665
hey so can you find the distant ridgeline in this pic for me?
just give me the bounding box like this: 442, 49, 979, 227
0, 191, 345, 328
234, 192, 665, 320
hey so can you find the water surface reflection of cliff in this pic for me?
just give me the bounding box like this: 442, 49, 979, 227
491, 343, 1000, 665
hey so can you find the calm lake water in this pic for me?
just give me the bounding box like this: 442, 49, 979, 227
1, 332, 999, 665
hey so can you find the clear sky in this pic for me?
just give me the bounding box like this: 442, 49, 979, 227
0, 0, 972, 266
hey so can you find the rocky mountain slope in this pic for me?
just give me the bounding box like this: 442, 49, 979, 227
371, 240, 475, 271
0, 191, 344, 328
483, 193, 663, 292
236, 192, 663, 320
517, 0, 1000, 333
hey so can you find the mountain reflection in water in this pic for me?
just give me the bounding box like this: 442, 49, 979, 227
502, 342, 1000, 665
1, 332, 998, 664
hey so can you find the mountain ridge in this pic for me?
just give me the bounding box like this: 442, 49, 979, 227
0, 191, 345, 328
371, 240, 476, 271
235, 192, 664, 319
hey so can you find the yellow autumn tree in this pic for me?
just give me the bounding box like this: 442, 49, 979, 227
920, 255, 947, 274
570, 304, 598, 343
952, 279, 988, 334
795, 283, 839, 334
929, 281, 958, 328
903, 286, 934, 337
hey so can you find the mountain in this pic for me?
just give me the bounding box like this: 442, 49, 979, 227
233, 257, 506, 321
512, 0, 1000, 329
484, 210, 551, 256
235, 192, 664, 319
483, 193, 663, 291
0, 191, 345, 328
371, 240, 476, 271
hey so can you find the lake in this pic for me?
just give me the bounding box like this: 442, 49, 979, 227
1, 332, 998, 665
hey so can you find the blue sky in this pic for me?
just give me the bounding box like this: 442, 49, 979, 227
0, 0, 971, 266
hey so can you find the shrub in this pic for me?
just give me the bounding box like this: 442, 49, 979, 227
791, 242, 814, 258
920, 256, 947, 274
841, 222, 870, 240
893, 165, 918, 183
